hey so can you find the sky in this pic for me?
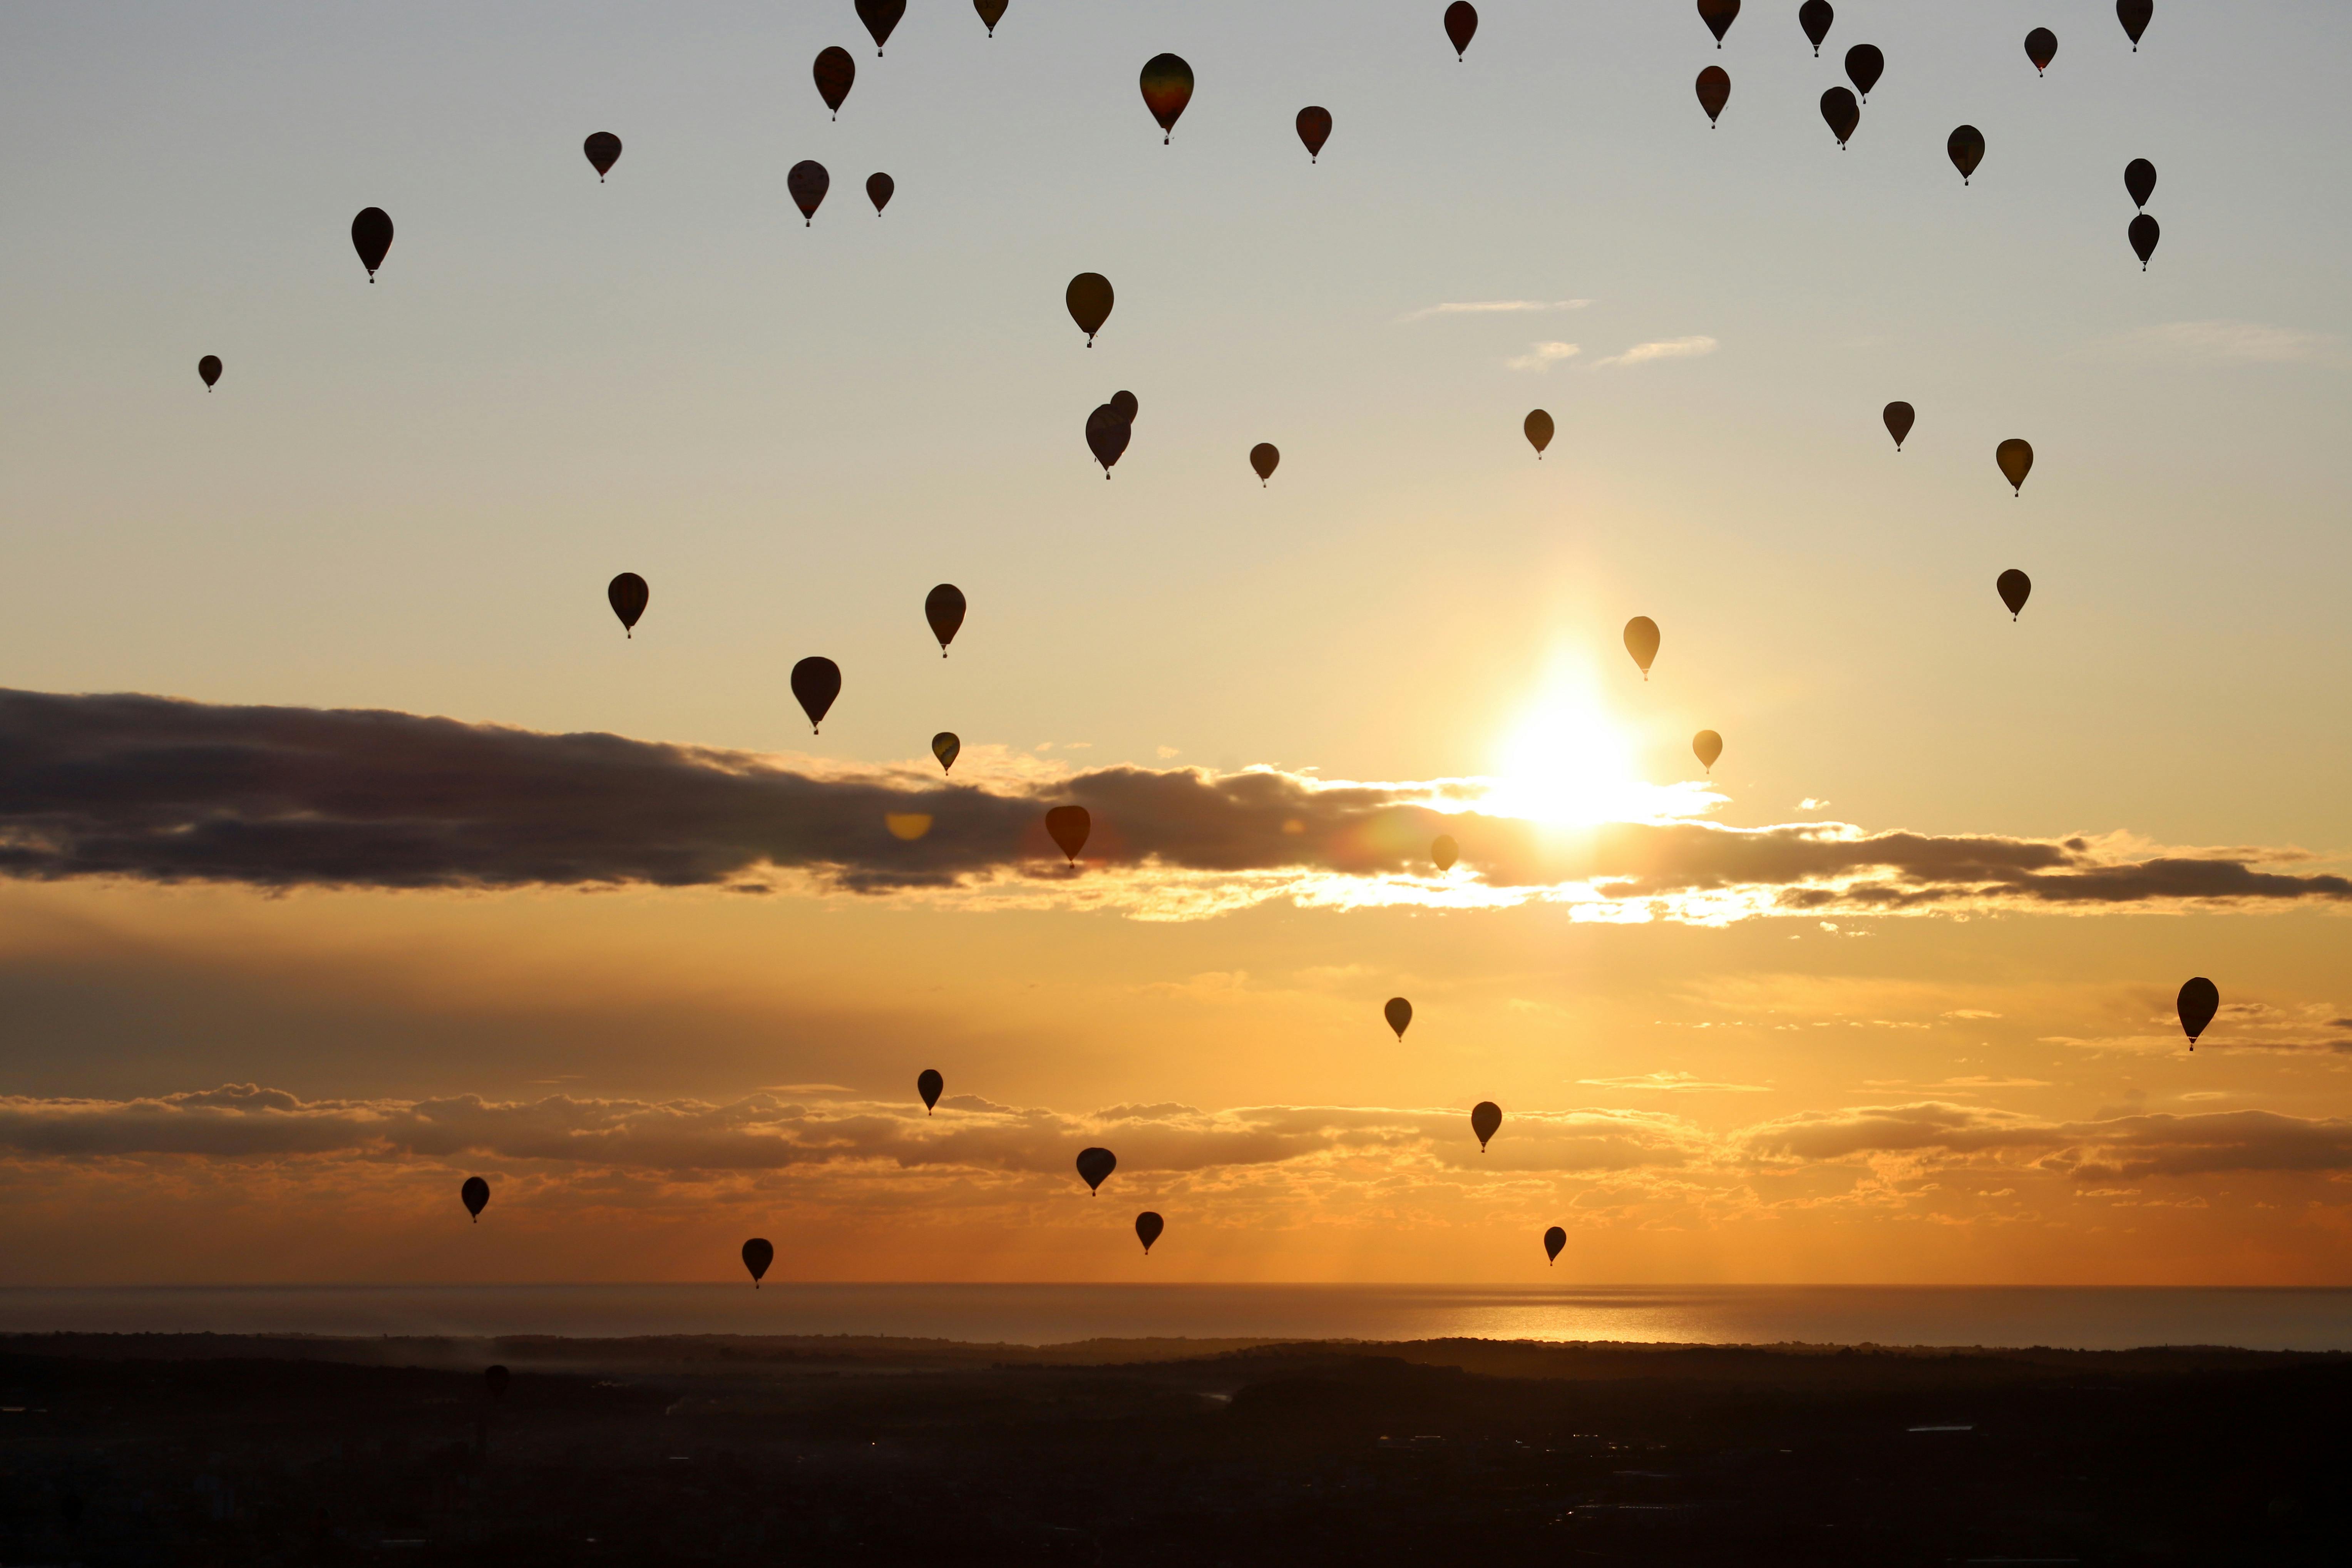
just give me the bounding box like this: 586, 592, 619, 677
1, 0, 2348, 1288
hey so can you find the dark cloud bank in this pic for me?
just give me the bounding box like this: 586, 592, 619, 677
3, 689, 2346, 915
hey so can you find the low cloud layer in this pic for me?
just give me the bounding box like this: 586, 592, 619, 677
3, 689, 2347, 921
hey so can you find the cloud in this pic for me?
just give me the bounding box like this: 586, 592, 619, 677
3, 689, 2347, 922
1505, 341, 1582, 371
1594, 335, 1717, 368
1577, 1073, 1769, 1093
2103, 320, 2337, 364
1741, 1102, 2352, 1180
1401, 299, 1589, 322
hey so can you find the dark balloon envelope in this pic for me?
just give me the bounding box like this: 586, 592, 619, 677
814, 47, 854, 117
1444, 2, 1478, 59
584, 131, 622, 179
1997, 569, 2032, 620
1046, 805, 1091, 864
607, 572, 648, 637
1694, 66, 1729, 126
917, 1068, 944, 1112
1697, 0, 1739, 48
1075, 1146, 1117, 1193
867, 172, 894, 214
925, 584, 966, 655
788, 161, 829, 225
351, 207, 393, 280
742, 1237, 773, 1286
976, 0, 1007, 37
1250, 443, 1280, 486
791, 656, 841, 733
484, 1365, 510, 1400
1066, 273, 1114, 344
932, 732, 960, 773
857, 0, 904, 55
2117, 0, 2152, 51
1948, 124, 1985, 184
1138, 54, 1194, 143
1883, 400, 1915, 450
2024, 27, 2058, 74
2177, 977, 2219, 1049
1085, 403, 1131, 475
1820, 87, 1859, 147
1525, 408, 1554, 457
1385, 997, 1412, 1040
1109, 389, 1139, 424
461, 1176, 489, 1221
198, 355, 221, 390
1693, 730, 1723, 773
1431, 835, 1458, 872
1297, 105, 1332, 161
1471, 1101, 1502, 1151
2129, 213, 2160, 270
1135, 1211, 1164, 1254
1543, 1226, 1567, 1264
1624, 616, 1660, 679
2124, 158, 2156, 209
1844, 43, 1883, 100
1799, 1, 1833, 56
1997, 438, 2034, 495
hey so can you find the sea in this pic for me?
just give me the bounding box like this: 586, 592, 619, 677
3, 1284, 2350, 1351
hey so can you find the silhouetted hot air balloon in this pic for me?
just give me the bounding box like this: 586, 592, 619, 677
1250, 443, 1280, 487
1139, 54, 1194, 144
1086, 403, 1131, 476
1385, 997, 1413, 1040
1695, 66, 1729, 127
2129, 213, 2160, 270
352, 207, 393, 281
2177, 976, 2218, 1050
1845, 43, 1883, 100
1821, 87, 1859, 147
2124, 158, 2156, 210
1297, 106, 1332, 161
1997, 569, 2032, 620
788, 161, 829, 225
1471, 1101, 1502, 1151
1883, 401, 1915, 450
484, 1365, 510, 1400
608, 572, 648, 638
1075, 1146, 1116, 1193
1996, 438, 2034, 495
1543, 1226, 1566, 1265
2117, 0, 2152, 52
925, 584, 966, 656
198, 355, 221, 390
584, 132, 621, 180
918, 1068, 944, 1113
932, 733, 960, 773
1693, 730, 1723, 773
857, 0, 903, 55
1624, 616, 1660, 680
1444, 2, 1478, 59
1698, 0, 1739, 49
461, 1176, 489, 1222
1109, 390, 1139, 424
1525, 409, 1553, 457
1432, 835, 1458, 872
792, 656, 841, 733
1948, 125, 1985, 184
1046, 805, 1091, 864
2024, 27, 2058, 74
867, 173, 894, 214
1135, 1212, 1164, 1254
742, 1237, 773, 1287
1800, 1, 1833, 56
814, 47, 855, 117
1067, 273, 1114, 345
976, 1, 1007, 38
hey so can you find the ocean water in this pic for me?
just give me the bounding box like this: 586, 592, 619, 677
3, 1284, 2350, 1350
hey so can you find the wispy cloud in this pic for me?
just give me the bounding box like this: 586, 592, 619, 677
2101, 320, 2337, 364
1594, 335, 1718, 369
1401, 299, 1589, 322
1505, 341, 1582, 371
1577, 1072, 1770, 1094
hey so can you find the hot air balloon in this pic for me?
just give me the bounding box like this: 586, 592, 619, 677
1543, 1226, 1566, 1265
1432, 835, 1458, 872
2117, 0, 2151, 52
198, 355, 221, 390
485, 1365, 510, 1400
1075, 1146, 1117, 1193
1525, 409, 1554, 458
1883, 401, 1915, 451
1297, 106, 1332, 161
1996, 438, 2034, 495
1997, 569, 2032, 620
1444, 2, 1478, 59
461, 1176, 490, 1222
1695, 66, 1729, 127
1066, 273, 1114, 345
1471, 1101, 1502, 1151
918, 1068, 943, 1113
2177, 976, 2218, 1050
584, 131, 621, 180
1250, 443, 1280, 487
1085, 403, 1131, 476
1624, 616, 1660, 680
925, 584, 966, 656
1135, 1212, 1165, 1254
1110, 390, 1139, 424
2129, 213, 2160, 270
742, 1237, 773, 1287
352, 207, 394, 281
932, 733, 960, 773
2124, 158, 2156, 210
1693, 730, 1722, 773
2024, 27, 2057, 74
814, 47, 855, 117
857, 0, 903, 55
976, 1, 1007, 38
867, 173, 894, 214
608, 572, 648, 638
788, 161, 829, 225
1820, 87, 1860, 148
1845, 43, 1883, 100
1800, 1, 1833, 56
1385, 997, 1413, 1040
1046, 805, 1091, 864
1139, 54, 1194, 144
792, 656, 841, 733
1698, 0, 1739, 49
1948, 125, 1985, 184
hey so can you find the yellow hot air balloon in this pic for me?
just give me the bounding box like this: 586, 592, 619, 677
1431, 835, 1458, 872
1693, 730, 1722, 773
1623, 617, 1661, 680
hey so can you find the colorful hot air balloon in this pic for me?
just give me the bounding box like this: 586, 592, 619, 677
925, 584, 966, 656
1297, 106, 1332, 162
1997, 569, 2032, 620
1543, 1226, 1566, 1265
788, 161, 829, 225
1799, 1, 1833, 56
814, 46, 855, 117
2124, 158, 2156, 210
351, 207, 393, 281
198, 355, 221, 390
1471, 1101, 1502, 1151
932, 733, 960, 773
1444, 2, 1478, 59
607, 572, 648, 637
1385, 997, 1413, 1040
1624, 616, 1661, 680
2024, 27, 2058, 74
1845, 43, 1883, 100
976, 1, 1008, 38
918, 1068, 943, 1112
2129, 213, 2160, 270
1883, 401, 1915, 451
857, 0, 904, 55
1066, 273, 1114, 345
584, 131, 621, 180
1085, 403, 1131, 476
742, 1237, 773, 1286
1525, 409, 1554, 457
1698, 0, 1740, 49
484, 1365, 510, 1400
1693, 730, 1723, 773
1075, 1146, 1117, 1193
1250, 443, 1280, 487
461, 1176, 489, 1222
1109, 390, 1139, 424
2177, 976, 2218, 1050
791, 656, 841, 733
1431, 835, 1458, 872
2117, 0, 2152, 52
1046, 805, 1091, 864
1820, 87, 1860, 147
1695, 66, 1729, 126
1139, 54, 1194, 144
867, 172, 894, 214
1996, 438, 2034, 495
1135, 1212, 1165, 1254
1948, 125, 1985, 184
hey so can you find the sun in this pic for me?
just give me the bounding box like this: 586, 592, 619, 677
1483, 665, 1647, 827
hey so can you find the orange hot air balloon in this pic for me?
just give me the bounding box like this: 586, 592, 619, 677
1066, 273, 1114, 345
1543, 1226, 1566, 1264
2024, 27, 2057, 75
1250, 443, 1280, 487
1470, 1101, 1502, 1151
1698, 0, 1739, 49
1525, 409, 1553, 457
2117, 0, 2151, 52
856, 0, 903, 55
2177, 977, 2218, 1050
584, 131, 621, 180
1075, 1146, 1117, 1193
1883, 400, 1915, 451
1385, 997, 1412, 1040
1444, 3, 1478, 59
976, 1, 1007, 38
1139, 54, 1194, 144
1135, 1211, 1164, 1254
1297, 106, 1332, 162
198, 355, 222, 390
607, 572, 648, 637
1997, 569, 2032, 620
741, 1237, 773, 1286
925, 584, 966, 656
1948, 124, 1985, 185
1695, 66, 1729, 127
1996, 438, 2034, 495
932, 733, 960, 773
1624, 616, 1661, 680
788, 161, 829, 226
1693, 730, 1722, 773
461, 1176, 489, 1222
1046, 805, 1091, 864
791, 656, 841, 733
814, 46, 855, 118
867, 173, 894, 214
1431, 835, 1458, 872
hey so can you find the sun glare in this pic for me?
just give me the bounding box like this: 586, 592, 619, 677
1484, 669, 1649, 827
